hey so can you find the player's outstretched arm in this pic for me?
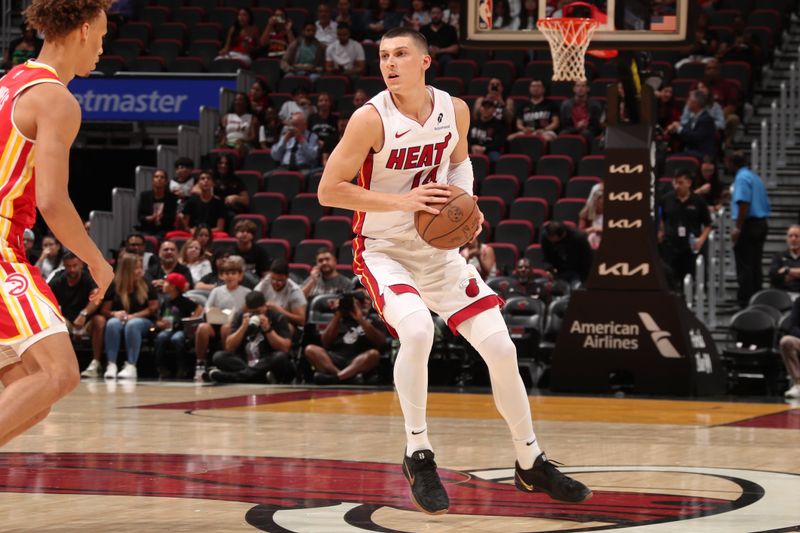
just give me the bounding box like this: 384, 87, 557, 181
26, 84, 113, 303
318, 105, 450, 215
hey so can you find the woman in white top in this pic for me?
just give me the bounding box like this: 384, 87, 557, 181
218, 92, 259, 150
36, 234, 65, 281
578, 183, 604, 250
180, 238, 213, 283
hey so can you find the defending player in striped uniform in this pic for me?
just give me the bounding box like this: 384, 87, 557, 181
319, 27, 592, 514
0, 0, 113, 447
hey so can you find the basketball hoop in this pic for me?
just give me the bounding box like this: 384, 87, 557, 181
537, 17, 599, 82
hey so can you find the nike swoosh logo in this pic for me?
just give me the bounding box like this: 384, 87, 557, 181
395, 129, 411, 138
516, 471, 534, 491
403, 460, 415, 484
411, 429, 426, 435
526, 439, 536, 446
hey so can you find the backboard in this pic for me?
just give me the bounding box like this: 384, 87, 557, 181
461, 0, 695, 50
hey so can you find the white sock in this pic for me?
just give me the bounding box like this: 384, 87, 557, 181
464, 313, 542, 469
390, 306, 436, 456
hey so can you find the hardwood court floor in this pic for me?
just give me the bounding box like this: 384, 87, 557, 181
2, 382, 800, 532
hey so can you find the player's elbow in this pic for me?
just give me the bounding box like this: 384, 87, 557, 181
317, 182, 336, 207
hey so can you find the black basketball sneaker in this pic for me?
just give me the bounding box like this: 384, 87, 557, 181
515, 453, 593, 502
402, 449, 450, 515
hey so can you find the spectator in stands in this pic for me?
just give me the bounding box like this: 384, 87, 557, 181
258, 8, 295, 58
153, 273, 203, 380
512, 258, 541, 295
125, 233, 156, 270
695, 156, 722, 210
23, 228, 39, 264
364, 0, 403, 42
304, 286, 386, 384
209, 291, 293, 384
474, 78, 514, 128
102, 253, 159, 380
717, 32, 760, 71
666, 90, 716, 160
231, 219, 271, 278
192, 224, 213, 260
195, 249, 231, 291
578, 183, 604, 250
309, 92, 339, 165
315, 4, 338, 47
689, 80, 725, 132
206, 153, 249, 216
35, 234, 64, 281
560, 80, 603, 142
325, 23, 366, 77
218, 92, 259, 152
175, 172, 227, 239
460, 236, 497, 279
729, 151, 771, 308
281, 22, 326, 79
769, 225, 800, 295
179, 239, 213, 284
3, 22, 43, 69
259, 107, 283, 148
656, 84, 685, 142
334, 0, 361, 39
270, 112, 321, 173
420, 5, 460, 67
703, 58, 740, 148
170, 157, 195, 206
255, 259, 308, 328
278, 85, 315, 123
248, 79, 271, 123
658, 170, 712, 284
779, 296, 800, 398
195, 255, 252, 375
215, 7, 259, 67
469, 99, 506, 163
508, 79, 560, 142
541, 221, 593, 285
50, 252, 106, 379
405, 0, 431, 31
137, 169, 177, 238
491, 0, 515, 29
518, 0, 538, 30
302, 247, 352, 298
443, 0, 460, 32
148, 240, 194, 291
352, 89, 369, 109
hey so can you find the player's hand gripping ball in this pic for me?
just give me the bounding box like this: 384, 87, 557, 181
415, 185, 481, 250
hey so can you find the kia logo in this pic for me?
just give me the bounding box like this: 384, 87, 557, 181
608, 191, 643, 201
598, 262, 650, 276
608, 219, 643, 229
609, 164, 644, 174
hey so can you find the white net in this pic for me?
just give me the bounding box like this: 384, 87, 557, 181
537, 18, 599, 82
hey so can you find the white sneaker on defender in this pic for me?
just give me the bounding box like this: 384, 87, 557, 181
81, 360, 100, 378
785, 384, 800, 398
104, 362, 117, 380
117, 362, 137, 380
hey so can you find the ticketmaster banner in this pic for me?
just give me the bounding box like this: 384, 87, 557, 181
68, 77, 236, 121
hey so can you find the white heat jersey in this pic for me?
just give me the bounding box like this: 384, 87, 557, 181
352, 86, 459, 241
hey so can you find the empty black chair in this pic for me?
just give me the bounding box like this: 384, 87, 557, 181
565, 177, 601, 200
578, 155, 606, 178
290, 193, 327, 223
270, 215, 311, 248
487, 243, 518, 275
294, 239, 335, 265
508, 134, 547, 161
314, 216, 353, 247
510, 198, 548, 234
264, 171, 304, 199
721, 308, 783, 394
749, 289, 793, 313
494, 220, 535, 257
242, 149, 276, 174
477, 196, 506, 227
495, 154, 532, 182
251, 192, 287, 221
480, 175, 519, 206
256, 238, 291, 262
523, 176, 561, 207
535, 155, 574, 187
487, 276, 526, 299
552, 198, 585, 225
503, 295, 545, 358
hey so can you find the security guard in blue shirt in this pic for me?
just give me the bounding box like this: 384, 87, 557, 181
729, 151, 771, 308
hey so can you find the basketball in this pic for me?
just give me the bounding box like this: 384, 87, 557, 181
414, 185, 480, 250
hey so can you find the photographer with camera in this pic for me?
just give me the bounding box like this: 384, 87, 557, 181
303, 287, 387, 385
208, 291, 293, 384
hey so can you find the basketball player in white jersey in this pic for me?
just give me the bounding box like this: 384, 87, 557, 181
318, 27, 591, 514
